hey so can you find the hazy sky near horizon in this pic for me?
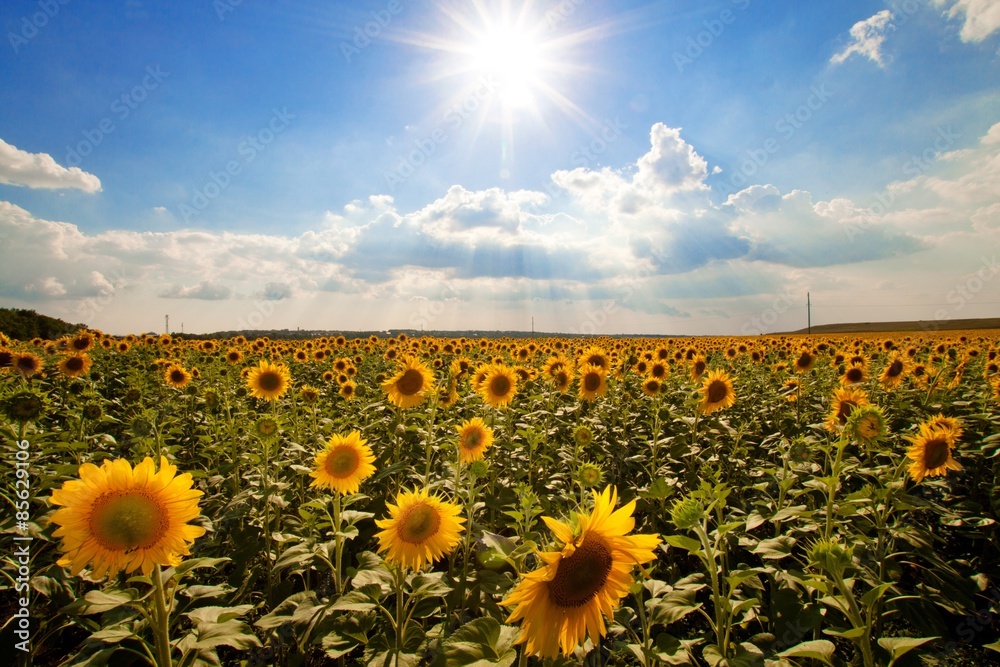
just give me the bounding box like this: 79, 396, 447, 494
1, 0, 999, 336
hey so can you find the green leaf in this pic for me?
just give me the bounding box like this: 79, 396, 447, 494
859, 582, 893, 608
442, 617, 519, 666
173, 557, 230, 577
89, 627, 135, 644
877, 636, 938, 666
185, 604, 254, 624
189, 619, 262, 650
751, 536, 796, 560
984, 640, 1000, 653
777, 639, 836, 665
663, 534, 702, 553
71, 589, 134, 615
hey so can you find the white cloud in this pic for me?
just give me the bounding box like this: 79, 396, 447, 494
934, 0, 1000, 42
0, 138, 102, 192
831, 10, 895, 67
2, 120, 999, 334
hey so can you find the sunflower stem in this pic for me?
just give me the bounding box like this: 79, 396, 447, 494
332, 493, 344, 596
150, 565, 173, 667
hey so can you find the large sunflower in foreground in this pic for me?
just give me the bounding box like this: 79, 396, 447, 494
48, 457, 205, 579
164, 363, 191, 389
310, 430, 376, 495
456, 417, 494, 463
382, 357, 434, 409
58, 353, 93, 379
697, 369, 736, 414
824, 387, 869, 432
478, 363, 518, 408
501, 486, 660, 658
577, 364, 608, 402
375, 488, 465, 570
246, 360, 292, 401
905, 420, 963, 483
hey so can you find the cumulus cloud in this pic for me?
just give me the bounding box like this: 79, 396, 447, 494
159, 282, 232, 300
2, 119, 998, 334
934, 0, 1000, 42
0, 138, 102, 192
831, 10, 895, 67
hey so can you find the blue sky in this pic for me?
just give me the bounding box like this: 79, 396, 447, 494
1, 0, 999, 335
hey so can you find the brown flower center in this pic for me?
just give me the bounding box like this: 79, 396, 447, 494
397, 502, 440, 544
397, 369, 425, 396
490, 374, 512, 398
923, 437, 950, 469
326, 446, 360, 478
706, 380, 728, 404
258, 371, 283, 392
547, 535, 613, 608
89, 491, 168, 552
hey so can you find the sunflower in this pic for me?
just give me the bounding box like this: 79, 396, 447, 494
478, 363, 518, 408
824, 387, 869, 432
374, 488, 465, 571
310, 431, 376, 495
2, 390, 45, 423
578, 364, 608, 402
69, 331, 95, 352
164, 364, 191, 389
698, 369, 736, 415
879, 353, 906, 390
781, 378, 800, 402
48, 457, 205, 579
793, 349, 816, 373
841, 363, 867, 386
641, 378, 662, 397
501, 486, 661, 658
58, 353, 93, 379
689, 356, 707, 382
905, 420, 963, 483
246, 360, 292, 401
339, 379, 357, 400
225, 348, 243, 364
13, 352, 43, 378
456, 417, 494, 463
992, 377, 1000, 405
382, 357, 434, 409
845, 405, 888, 446
924, 413, 963, 440
577, 345, 610, 371
576, 462, 604, 489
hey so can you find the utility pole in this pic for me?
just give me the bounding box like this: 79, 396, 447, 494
807, 293, 811, 334
531, 316, 534, 336
165, 314, 169, 334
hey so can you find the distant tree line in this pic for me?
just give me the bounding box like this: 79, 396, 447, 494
0, 308, 82, 341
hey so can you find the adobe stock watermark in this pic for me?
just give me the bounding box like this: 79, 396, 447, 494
7, 0, 71, 54
545, 0, 585, 30
179, 108, 295, 223
921, 255, 1000, 332
408, 280, 462, 332
340, 0, 404, 62
716, 84, 833, 200
740, 289, 797, 336
64, 65, 170, 167
843, 125, 960, 242
524, 116, 627, 215
214, 0, 243, 21
383, 77, 497, 191
75, 268, 128, 326
237, 297, 281, 331
568, 248, 667, 336
673, 0, 751, 73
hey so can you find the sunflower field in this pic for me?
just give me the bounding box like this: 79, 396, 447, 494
2, 328, 1000, 666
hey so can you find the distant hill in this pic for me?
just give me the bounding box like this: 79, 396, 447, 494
0, 308, 83, 341
788, 318, 1000, 334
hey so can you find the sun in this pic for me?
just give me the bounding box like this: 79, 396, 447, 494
469, 23, 544, 109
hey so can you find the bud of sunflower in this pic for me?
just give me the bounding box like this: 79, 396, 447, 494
809, 539, 853, 578
670, 496, 705, 531
576, 461, 604, 489
845, 405, 888, 447
255, 416, 280, 440
82, 403, 103, 421
2, 390, 45, 423
130, 415, 154, 438
573, 425, 594, 448
468, 459, 490, 478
